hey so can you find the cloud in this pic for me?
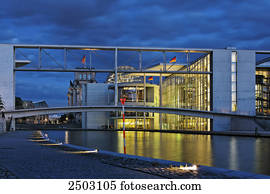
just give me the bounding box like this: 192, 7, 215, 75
15, 72, 73, 106
1, 0, 270, 106
1, 0, 270, 48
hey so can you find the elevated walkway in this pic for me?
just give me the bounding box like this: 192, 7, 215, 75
3, 105, 270, 132
4, 105, 270, 120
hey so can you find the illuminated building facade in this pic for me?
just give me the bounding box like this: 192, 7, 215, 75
161, 54, 211, 131
106, 66, 160, 129
64, 47, 270, 132
108, 83, 160, 129
1, 44, 270, 132
255, 68, 270, 115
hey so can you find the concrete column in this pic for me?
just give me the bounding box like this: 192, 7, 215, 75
114, 48, 118, 129
81, 83, 88, 128
159, 73, 162, 130
212, 49, 257, 131
0, 45, 15, 111
143, 74, 146, 129
139, 51, 142, 71
212, 50, 231, 131
84, 83, 87, 128
163, 52, 166, 71
0, 45, 15, 131
229, 51, 257, 131
114, 48, 118, 106
83, 84, 109, 129
237, 50, 256, 115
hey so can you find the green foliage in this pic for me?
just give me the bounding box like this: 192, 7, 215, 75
15, 97, 23, 109
0, 95, 4, 110
59, 113, 75, 123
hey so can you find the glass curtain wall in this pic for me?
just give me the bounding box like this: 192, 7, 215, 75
119, 86, 144, 102
114, 84, 158, 129
162, 54, 211, 131
256, 70, 270, 115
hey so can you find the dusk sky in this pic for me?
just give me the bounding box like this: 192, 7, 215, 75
1, 0, 270, 107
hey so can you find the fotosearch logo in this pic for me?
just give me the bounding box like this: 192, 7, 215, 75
120, 181, 202, 191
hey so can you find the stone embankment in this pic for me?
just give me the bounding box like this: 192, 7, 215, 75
0, 131, 270, 179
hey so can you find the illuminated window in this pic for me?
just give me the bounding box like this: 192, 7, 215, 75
119, 87, 145, 102
231, 51, 237, 112
161, 53, 211, 131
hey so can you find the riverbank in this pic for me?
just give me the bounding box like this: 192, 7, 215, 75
17, 127, 270, 138
0, 131, 269, 179
0, 165, 17, 178
0, 131, 160, 179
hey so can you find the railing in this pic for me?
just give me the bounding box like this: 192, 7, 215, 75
4, 105, 270, 120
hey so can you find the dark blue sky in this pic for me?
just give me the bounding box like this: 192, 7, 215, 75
1, 0, 270, 106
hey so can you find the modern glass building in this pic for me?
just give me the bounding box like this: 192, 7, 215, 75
255, 68, 270, 115
2, 44, 270, 132
66, 49, 270, 132
106, 65, 160, 130
161, 54, 211, 131
109, 83, 160, 130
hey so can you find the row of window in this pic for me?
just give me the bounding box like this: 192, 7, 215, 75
231, 51, 237, 112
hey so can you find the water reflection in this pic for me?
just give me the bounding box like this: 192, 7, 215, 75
45, 130, 270, 175
254, 138, 270, 175
229, 138, 238, 170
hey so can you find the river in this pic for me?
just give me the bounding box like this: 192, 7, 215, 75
44, 130, 270, 175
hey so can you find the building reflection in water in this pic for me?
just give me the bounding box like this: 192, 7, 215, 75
229, 137, 238, 170
65, 131, 69, 144
64, 131, 213, 167
255, 138, 270, 175
46, 130, 270, 175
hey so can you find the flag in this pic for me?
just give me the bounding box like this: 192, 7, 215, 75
81, 55, 86, 64
169, 56, 176, 63
148, 76, 153, 81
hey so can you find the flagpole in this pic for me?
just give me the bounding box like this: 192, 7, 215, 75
163, 51, 166, 71
122, 104, 126, 154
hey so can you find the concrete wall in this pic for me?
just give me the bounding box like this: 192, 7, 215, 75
237, 50, 256, 115
212, 50, 232, 131
82, 83, 109, 129
254, 119, 270, 131
231, 117, 263, 131
212, 49, 257, 131
0, 45, 14, 111
229, 51, 256, 131
0, 45, 15, 131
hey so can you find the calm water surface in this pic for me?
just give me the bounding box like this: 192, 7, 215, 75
45, 130, 270, 175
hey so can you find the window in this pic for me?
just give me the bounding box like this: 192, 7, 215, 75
119, 87, 144, 102
231, 51, 237, 112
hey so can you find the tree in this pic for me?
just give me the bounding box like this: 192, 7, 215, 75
68, 113, 74, 121
0, 95, 4, 111
15, 97, 23, 109
59, 114, 67, 123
